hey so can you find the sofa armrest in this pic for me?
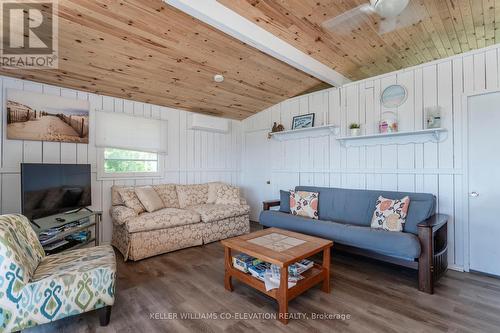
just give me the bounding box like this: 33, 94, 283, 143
110, 206, 137, 225
263, 200, 280, 211
417, 214, 448, 231
417, 214, 448, 294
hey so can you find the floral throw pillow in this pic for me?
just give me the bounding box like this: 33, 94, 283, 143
135, 186, 165, 213
118, 187, 146, 215
207, 182, 225, 204
176, 184, 209, 208
153, 184, 180, 208
215, 184, 240, 205
370, 196, 411, 232
289, 190, 319, 219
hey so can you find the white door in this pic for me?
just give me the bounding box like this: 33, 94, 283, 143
242, 130, 272, 221
468, 92, 500, 276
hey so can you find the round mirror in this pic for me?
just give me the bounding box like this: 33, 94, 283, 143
381, 84, 407, 108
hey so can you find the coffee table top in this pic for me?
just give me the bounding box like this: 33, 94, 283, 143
221, 227, 333, 267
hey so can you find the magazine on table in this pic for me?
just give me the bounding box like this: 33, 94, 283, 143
39, 217, 92, 245
232, 253, 263, 273
248, 262, 271, 281
232, 254, 315, 291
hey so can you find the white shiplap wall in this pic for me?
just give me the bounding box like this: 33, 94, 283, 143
0, 76, 243, 243
242, 44, 500, 271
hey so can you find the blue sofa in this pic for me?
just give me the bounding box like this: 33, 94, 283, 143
260, 186, 448, 293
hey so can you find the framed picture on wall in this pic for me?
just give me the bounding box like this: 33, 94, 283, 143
292, 113, 315, 130
6, 89, 90, 144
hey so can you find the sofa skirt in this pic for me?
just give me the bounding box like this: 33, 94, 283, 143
202, 214, 250, 244
112, 214, 250, 261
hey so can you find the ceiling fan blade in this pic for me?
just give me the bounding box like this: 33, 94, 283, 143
377, 4, 428, 34
379, 18, 398, 34
322, 4, 373, 34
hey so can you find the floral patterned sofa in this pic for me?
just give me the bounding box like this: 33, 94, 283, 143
0, 214, 116, 332
110, 182, 250, 261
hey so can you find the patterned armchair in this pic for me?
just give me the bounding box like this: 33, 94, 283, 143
0, 214, 116, 332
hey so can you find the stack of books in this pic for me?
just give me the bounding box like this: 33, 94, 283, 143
248, 262, 272, 281
232, 253, 314, 284
232, 253, 263, 273
290, 259, 315, 275
39, 227, 66, 246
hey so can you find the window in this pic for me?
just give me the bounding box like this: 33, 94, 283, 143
98, 148, 162, 179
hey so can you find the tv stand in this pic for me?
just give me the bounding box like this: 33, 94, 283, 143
29, 219, 41, 229
32, 210, 103, 255
64, 207, 94, 214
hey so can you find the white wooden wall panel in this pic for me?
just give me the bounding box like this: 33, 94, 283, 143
0, 76, 243, 243
242, 44, 500, 271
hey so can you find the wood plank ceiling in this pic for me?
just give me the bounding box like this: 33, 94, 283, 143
218, 0, 500, 81
0, 0, 322, 120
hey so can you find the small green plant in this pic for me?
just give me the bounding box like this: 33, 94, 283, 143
349, 123, 360, 129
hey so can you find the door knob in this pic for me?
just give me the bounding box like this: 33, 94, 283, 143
469, 192, 479, 197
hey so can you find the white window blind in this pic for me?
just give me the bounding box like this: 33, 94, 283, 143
95, 111, 167, 153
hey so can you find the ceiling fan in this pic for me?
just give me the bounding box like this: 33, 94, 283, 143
322, 0, 427, 35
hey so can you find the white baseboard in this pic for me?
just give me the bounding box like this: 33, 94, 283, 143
448, 264, 464, 272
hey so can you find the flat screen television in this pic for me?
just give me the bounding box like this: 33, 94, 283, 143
21, 163, 91, 220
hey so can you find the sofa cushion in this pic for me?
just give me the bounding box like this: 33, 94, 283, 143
135, 186, 165, 212
295, 186, 435, 235
153, 184, 180, 208
32, 245, 115, 282
207, 182, 225, 204
371, 196, 411, 232
110, 205, 137, 225
117, 187, 146, 214
215, 184, 240, 205
125, 208, 201, 233
176, 184, 209, 208
21, 245, 115, 331
111, 185, 126, 205
279, 190, 291, 213
189, 204, 250, 223
290, 190, 319, 219
260, 210, 421, 259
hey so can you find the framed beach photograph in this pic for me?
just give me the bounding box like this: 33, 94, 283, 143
291, 113, 315, 130
6, 89, 90, 143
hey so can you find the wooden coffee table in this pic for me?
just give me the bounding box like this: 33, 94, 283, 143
221, 227, 333, 324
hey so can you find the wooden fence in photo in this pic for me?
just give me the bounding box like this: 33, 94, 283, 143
7, 108, 43, 124
59, 114, 89, 138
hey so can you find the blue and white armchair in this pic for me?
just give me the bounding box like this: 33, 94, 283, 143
0, 214, 116, 332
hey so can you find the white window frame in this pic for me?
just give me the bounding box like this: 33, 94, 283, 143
97, 147, 164, 180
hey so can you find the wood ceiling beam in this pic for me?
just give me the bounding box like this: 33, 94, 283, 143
165, 0, 351, 87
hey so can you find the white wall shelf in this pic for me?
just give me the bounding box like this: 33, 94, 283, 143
337, 128, 447, 147
268, 124, 339, 141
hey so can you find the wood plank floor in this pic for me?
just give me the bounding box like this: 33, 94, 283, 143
28, 224, 500, 333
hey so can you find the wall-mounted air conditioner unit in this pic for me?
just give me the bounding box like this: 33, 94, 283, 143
188, 113, 230, 133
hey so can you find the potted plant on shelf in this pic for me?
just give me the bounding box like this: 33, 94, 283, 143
349, 123, 361, 136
